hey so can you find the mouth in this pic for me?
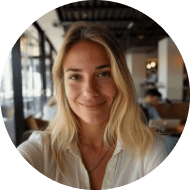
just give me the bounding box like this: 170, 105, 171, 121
78, 102, 106, 110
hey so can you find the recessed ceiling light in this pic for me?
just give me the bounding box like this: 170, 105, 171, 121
138, 35, 144, 40
127, 22, 134, 29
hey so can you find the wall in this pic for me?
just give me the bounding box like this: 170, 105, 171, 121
126, 52, 146, 97
158, 37, 183, 101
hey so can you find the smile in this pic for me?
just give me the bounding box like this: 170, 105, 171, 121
78, 102, 106, 110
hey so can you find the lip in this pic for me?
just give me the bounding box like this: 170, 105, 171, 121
78, 102, 106, 110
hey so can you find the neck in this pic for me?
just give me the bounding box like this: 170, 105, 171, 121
78, 120, 107, 148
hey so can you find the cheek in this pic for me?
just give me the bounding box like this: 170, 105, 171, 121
100, 81, 118, 100
110, 86, 118, 100
64, 81, 80, 102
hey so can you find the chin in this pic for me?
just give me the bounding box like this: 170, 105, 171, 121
79, 115, 109, 126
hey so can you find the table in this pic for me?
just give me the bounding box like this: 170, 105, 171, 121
159, 124, 185, 136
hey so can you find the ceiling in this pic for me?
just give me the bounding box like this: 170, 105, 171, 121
53, 0, 169, 53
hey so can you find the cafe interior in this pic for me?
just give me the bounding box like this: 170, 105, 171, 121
0, 1, 189, 155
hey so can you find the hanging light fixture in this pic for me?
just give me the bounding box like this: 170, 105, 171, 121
151, 61, 156, 68
146, 63, 151, 69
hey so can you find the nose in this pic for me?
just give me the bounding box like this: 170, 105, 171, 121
82, 77, 99, 98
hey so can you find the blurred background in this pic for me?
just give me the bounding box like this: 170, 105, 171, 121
0, 1, 189, 153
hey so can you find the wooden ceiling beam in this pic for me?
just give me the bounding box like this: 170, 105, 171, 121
60, 7, 130, 13
55, 20, 153, 27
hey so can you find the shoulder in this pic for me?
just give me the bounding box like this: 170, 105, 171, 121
18, 131, 50, 150
17, 131, 51, 173
144, 136, 168, 174
153, 135, 167, 151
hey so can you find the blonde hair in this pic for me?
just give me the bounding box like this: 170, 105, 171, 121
45, 22, 156, 176
47, 96, 57, 107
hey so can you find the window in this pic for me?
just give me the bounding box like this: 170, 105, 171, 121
0, 53, 16, 145
1, 22, 57, 146
20, 25, 43, 118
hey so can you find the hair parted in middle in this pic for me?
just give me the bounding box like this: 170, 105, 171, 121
45, 21, 156, 176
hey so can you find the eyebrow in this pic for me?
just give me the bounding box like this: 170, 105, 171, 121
65, 64, 110, 72
95, 64, 110, 70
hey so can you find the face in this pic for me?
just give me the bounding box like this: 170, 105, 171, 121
63, 41, 118, 126
150, 96, 159, 105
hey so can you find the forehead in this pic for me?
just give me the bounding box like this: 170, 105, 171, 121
63, 41, 110, 70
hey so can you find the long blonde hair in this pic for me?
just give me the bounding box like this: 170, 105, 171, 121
45, 22, 156, 176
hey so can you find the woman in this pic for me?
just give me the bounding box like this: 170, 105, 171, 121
18, 22, 168, 190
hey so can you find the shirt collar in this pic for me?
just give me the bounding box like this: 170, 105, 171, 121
68, 139, 125, 158
113, 139, 125, 155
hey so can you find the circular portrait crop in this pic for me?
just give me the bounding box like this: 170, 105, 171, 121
0, 1, 189, 190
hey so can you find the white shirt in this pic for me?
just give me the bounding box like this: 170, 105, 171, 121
17, 131, 168, 189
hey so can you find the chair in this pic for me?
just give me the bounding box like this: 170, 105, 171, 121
25, 116, 39, 130
25, 116, 49, 131
21, 116, 49, 143
35, 118, 49, 130
20, 130, 34, 143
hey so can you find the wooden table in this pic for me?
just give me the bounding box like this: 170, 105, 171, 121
155, 124, 185, 136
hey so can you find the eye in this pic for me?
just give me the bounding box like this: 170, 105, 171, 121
97, 71, 111, 77
69, 74, 82, 81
